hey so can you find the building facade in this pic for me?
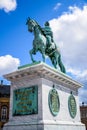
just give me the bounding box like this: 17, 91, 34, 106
0, 81, 10, 130
80, 104, 87, 130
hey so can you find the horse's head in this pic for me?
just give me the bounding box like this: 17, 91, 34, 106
26, 17, 36, 32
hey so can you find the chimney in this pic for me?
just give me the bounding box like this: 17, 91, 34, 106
82, 102, 84, 106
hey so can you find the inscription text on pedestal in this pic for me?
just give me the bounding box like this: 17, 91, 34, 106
48, 88, 60, 116
68, 93, 77, 118
13, 86, 38, 116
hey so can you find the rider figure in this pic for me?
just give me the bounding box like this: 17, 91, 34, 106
42, 21, 54, 48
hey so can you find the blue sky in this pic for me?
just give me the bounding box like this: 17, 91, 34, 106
0, 0, 87, 104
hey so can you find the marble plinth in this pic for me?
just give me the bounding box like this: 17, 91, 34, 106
3, 62, 86, 130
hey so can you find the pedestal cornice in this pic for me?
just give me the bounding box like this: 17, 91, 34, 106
3, 62, 82, 89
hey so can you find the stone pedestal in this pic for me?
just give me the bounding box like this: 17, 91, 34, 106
3, 62, 85, 130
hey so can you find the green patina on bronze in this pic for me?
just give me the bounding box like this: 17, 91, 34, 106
13, 86, 38, 116
18, 61, 41, 69
26, 17, 66, 73
48, 88, 60, 116
68, 93, 77, 118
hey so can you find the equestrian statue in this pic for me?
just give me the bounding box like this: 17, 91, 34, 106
26, 17, 66, 73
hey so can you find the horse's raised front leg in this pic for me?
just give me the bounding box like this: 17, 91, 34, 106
29, 49, 36, 63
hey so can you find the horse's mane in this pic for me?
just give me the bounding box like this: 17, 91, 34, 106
34, 20, 46, 37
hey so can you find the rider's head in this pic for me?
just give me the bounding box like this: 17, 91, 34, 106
45, 21, 50, 26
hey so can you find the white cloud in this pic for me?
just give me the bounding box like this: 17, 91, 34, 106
0, 55, 20, 76
67, 68, 87, 79
49, 5, 87, 104
50, 5, 87, 74
79, 87, 87, 104
0, 0, 17, 12
53, 3, 61, 10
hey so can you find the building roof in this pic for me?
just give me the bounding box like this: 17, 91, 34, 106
0, 81, 10, 98
80, 105, 87, 109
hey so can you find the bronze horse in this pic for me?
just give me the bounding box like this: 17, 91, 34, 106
26, 18, 66, 73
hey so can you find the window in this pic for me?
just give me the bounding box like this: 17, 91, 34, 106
1, 106, 8, 122
81, 109, 86, 118
86, 109, 87, 118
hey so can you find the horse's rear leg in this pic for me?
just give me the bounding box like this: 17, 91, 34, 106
58, 55, 66, 73
40, 48, 45, 62
42, 53, 45, 62
29, 49, 36, 63
50, 56, 57, 69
